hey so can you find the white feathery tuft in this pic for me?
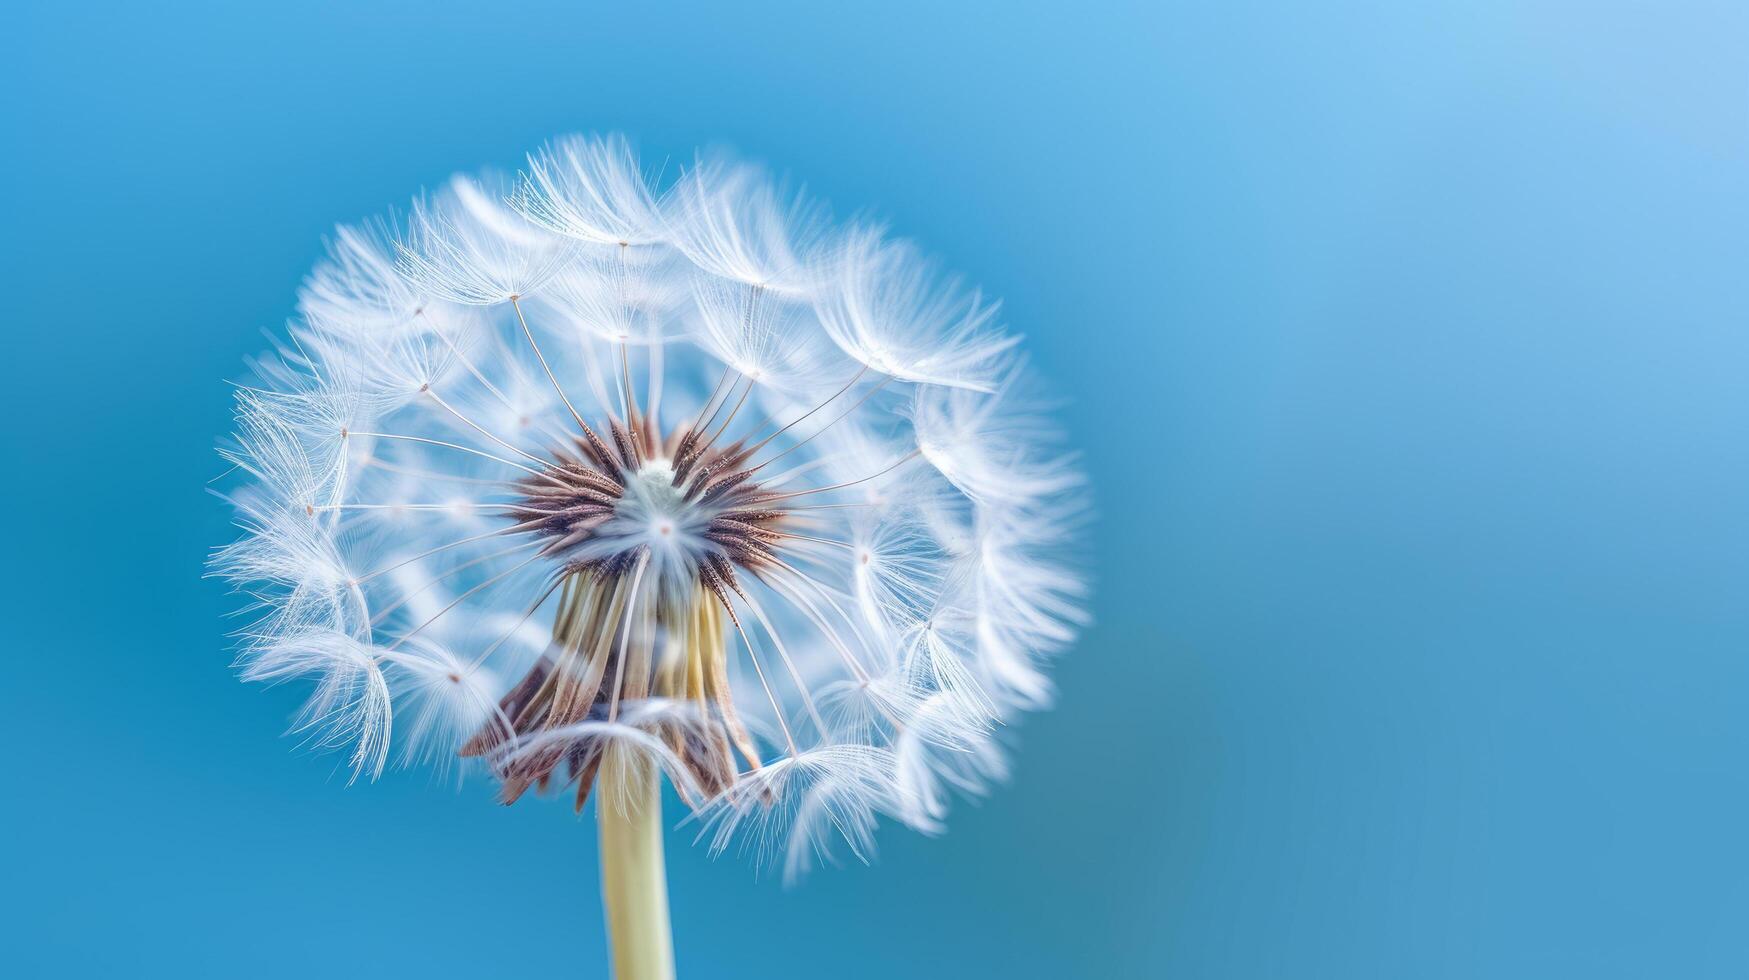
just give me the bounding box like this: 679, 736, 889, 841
816, 229, 1018, 391
241, 630, 392, 783
665, 160, 828, 293
397, 175, 575, 306
512, 134, 670, 247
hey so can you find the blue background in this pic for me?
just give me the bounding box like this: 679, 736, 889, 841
4, 2, 1746, 977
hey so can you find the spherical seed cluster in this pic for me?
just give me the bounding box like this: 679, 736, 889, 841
212, 134, 1088, 880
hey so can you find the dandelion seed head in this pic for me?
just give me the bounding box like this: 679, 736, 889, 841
211, 134, 1090, 878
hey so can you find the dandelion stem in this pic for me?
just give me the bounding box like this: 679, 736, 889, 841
598, 747, 676, 980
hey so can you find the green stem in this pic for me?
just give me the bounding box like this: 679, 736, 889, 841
599, 750, 676, 980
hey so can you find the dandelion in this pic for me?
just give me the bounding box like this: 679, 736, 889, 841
211, 134, 1089, 979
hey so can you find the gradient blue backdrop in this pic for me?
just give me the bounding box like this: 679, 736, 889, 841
4, 2, 1746, 977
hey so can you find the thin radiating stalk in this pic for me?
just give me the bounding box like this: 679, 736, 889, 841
598, 748, 675, 980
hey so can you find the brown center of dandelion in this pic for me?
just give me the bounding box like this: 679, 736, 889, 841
461, 412, 790, 810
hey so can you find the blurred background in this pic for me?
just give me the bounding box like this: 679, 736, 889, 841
3, 1, 1746, 977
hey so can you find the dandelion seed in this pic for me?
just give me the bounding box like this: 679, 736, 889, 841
211, 134, 1090, 978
